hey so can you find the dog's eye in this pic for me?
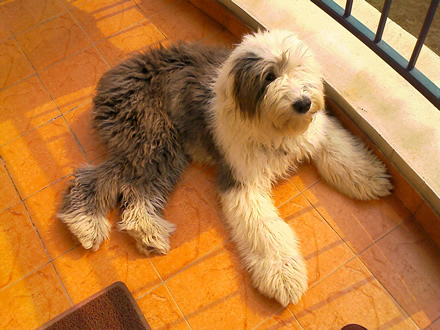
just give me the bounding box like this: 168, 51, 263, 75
265, 73, 276, 83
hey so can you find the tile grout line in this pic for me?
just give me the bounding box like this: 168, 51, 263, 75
162, 282, 194, 330
161, 239, 231, 285
189, 168, 224, 218
354, 235, 422, 329
295, 191, 420, 325
140, 0, 185, 21
65, 9, 123, 69
64, 4, 163, 70
6, 8, 104, 163
0, 10, 15, 44
0, 115, 63, 149
20, 200, 53, 264
250, 305, 285, 330
0, 155, 23, 203
49, 261, 75, 307
60, 115, 92, 163
0, 200, 22, 216
0, 260, 53, 295
2, 3, 70, 38
252, 305, 305, 330
1, 147, 55, 283
21, 173, 73, 204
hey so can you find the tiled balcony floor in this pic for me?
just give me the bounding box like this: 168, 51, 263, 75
0, 0, 440, 328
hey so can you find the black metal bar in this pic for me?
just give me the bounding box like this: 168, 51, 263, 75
374, 0, 392, 43
310, 0, 440, 109
407, 0, 439, 70
344, 0, 353, 17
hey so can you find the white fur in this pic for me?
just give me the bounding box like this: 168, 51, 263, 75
117, 186, 176, 255
220, 187, 307, 306
208, 29, 392, 306
59, 210, 111, 251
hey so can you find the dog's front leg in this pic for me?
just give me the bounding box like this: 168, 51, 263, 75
219, 184, 308, 306
313, 116, 393, 200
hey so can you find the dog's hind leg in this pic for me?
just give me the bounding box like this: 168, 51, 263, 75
218, 178, 308, 306
58, 161, 121, 251
117, 177, 183, 256
113, 126, 188, 256
313, 116, 393, 200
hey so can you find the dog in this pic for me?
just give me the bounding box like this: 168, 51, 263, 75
58, 29, 393, 306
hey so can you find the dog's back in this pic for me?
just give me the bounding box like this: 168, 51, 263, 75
92, 42, 231, 164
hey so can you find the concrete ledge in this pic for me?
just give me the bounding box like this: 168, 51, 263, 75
217, 0, 440, 217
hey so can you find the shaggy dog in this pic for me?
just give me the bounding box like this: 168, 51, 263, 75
58, 30, 392, 306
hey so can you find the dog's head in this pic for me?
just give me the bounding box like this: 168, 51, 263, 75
217, 29, 324, 136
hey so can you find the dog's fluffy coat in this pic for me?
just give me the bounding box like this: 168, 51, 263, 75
58, 30, 392, 306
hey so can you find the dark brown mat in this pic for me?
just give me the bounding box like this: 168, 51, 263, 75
38, 282, 150, 330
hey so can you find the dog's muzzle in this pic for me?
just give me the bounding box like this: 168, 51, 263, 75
292, 97, 312, 114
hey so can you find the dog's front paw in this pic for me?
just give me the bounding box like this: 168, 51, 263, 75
249, 253, 308, 306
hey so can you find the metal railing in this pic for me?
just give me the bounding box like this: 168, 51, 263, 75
311, 0, 440, 110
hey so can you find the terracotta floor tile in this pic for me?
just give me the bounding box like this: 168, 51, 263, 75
359, 218, 440, 328
387, 163, 423, 214
17, 13, 92, 71
95, 20, 165, 66
201, 28, 240, 47
415, 201, 440, 247
136, 284, 190, 329
64, 101, 107, 161
290, 163, 321, 192
61, 0, 90, 10
149, 0, 223, 41
71, 0, 146, 43
53, 227, 162, 304
0, 39, 34, 90
255, 308, 302, 329
303, 180, 411, 253
273, 178, 300, 207
150, 179, 228, 280
0, 263, 71, 329
0, 0, 66, 35
24, 178, 77, 259
290, 258, 417, 329
0, 161, 20, 212
427, 318, 440, 330
0, 117, 88, 199
133, 0, 179, 17
165, 243, 282, 329
190, 166, 221, 211
189, 0, 251, 38
0, 17, 11, 43
186, 162, 209, 177
0, 75, 60, 146
279, 194, 354, 288
3, 0, 437, 328
0, 203, 49, 290
39, 47, 110, 113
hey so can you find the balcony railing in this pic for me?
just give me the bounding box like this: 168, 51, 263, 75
310, 0, 440, 110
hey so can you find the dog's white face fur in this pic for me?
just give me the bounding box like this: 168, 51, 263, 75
215, 29, 325, 137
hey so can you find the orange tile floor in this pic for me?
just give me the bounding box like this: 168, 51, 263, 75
1, 0, 440, 328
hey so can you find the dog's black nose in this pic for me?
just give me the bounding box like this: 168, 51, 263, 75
292, 98, 312, 114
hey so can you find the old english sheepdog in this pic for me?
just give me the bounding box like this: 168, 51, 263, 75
58, 29, 393, 306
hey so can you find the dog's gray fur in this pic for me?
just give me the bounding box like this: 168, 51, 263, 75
59, 42, 236, 252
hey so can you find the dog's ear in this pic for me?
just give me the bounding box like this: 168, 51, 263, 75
231, 52, 267, 119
